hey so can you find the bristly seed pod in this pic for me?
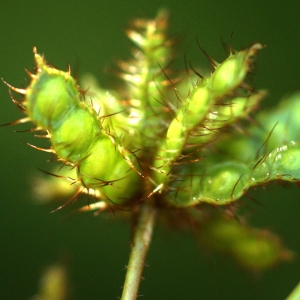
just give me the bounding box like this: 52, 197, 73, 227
3, 47, 141, 206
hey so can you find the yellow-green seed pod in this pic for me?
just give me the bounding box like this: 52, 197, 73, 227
197, 213, 293, 271
7, 49, 141, 206
231, 232, 292, 271
199, 162, 250, 205
26, 63, 79, 130
209, 43, 264, 96
50, 102, 101, 164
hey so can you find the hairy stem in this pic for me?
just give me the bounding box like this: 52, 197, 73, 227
121, 202, 156, 300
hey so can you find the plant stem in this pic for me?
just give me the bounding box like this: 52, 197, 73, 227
286, 282, 300, 300
121, 202, 156, 300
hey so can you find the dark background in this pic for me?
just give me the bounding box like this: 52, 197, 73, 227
1, 1, 300, 299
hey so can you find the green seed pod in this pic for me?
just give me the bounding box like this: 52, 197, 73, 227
231, 231, 293, 271
168, 161, 250, 207
214, 92, 300, 163
26, 59, 79, 130
199, 162, 250, 205
256, 92, 300, 150
119, 9, 176, 149
209, 43, 264, 95
153, 43, 264, 195
50, 103, 101, 163
252, 142, 300, 183
197, 213, 293, 271
198, 215, 246, 252
5, 48, 141, 206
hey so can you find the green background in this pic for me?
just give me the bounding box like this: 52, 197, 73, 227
0, 1, 300, 299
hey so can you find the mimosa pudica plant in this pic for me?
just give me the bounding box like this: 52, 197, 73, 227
2, 9, 299, 299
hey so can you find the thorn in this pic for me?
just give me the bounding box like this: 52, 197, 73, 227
66, 63, 71, 74
51, 188, 84, 213
229, 31, 234, 54
21, 138, 54, 153
196, 36, 219, 68
24, 68, 37, 79
0, 117, 30, 127
73, 201, 108, 216
189, 63, 204, 80
37, 168, 76, 183
13, 127, 39, 133
8, 90, 26, 111
1, 79, 27, 94
34, 133, 50, 138
183, 53, 190, 79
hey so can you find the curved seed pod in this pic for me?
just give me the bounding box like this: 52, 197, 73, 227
252, 141, 300, 182
5, 48, 141, 205
167, 141, 300, 206
153, 43, 264, 192
167, 161, 250, 206
167, 91, 300, 207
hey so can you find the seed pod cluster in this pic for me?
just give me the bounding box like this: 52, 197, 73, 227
3, 11, 300, 210
2, 10, 297, 275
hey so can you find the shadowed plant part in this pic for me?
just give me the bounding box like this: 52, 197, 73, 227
30, 261, 70, 300
2, 9, 300, 300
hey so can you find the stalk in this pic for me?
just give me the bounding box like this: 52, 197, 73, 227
121, 202, 156, 300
